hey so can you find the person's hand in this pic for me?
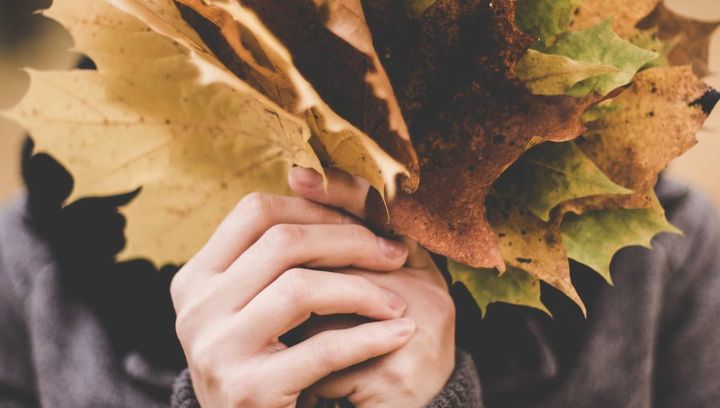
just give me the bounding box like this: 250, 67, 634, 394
288, 168, 456, 408
170, 177, 417, 408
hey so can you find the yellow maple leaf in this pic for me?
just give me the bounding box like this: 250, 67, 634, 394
488, 196, 586, 316
3, 0, 324, 265
126, 0, 408, 199
571, 0, 661, 38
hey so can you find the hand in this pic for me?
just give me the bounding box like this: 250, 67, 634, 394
289, 168, 457, 408
170, 175, 417, 408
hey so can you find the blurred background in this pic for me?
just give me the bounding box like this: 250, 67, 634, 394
1, 0, 719, 207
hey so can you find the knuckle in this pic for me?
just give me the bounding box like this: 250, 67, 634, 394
188, 341, 221, 378
380, 359, 414, 389
238, 192, 273, 221
380, 364, 404, 387
346, 224, 373, 248
276, 268, 311, 306
173, 285, 218, 345
348, 275, 381, 302
335, 212, 355, 225
174, 304, 200, 345
225, 375, 258, 408
262, 224, 303, 252
432, 286, 456, 320
420, 279, 455, 319
169, 270, 188, 307
312, 333, 341, 369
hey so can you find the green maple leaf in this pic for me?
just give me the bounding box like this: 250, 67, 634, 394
448, 261, 550, 317
628, 28, 679, 70
561, 197, 681, 284
495, 141, 632, 222
581, 100, 621, 123
516, 49, 621, 96
538, 20, 658, 97
516, 0, 582, 45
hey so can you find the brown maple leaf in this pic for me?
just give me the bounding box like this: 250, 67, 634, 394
563, 66, 717, 215
364, 0, 602, 269
570, 0, 661, 38
637, 2, 720, 78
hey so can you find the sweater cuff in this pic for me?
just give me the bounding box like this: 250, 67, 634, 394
427, 349, 483, 408
171, 350, 483, 408
171, 369, 200, 408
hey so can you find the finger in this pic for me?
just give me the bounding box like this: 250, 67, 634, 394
288, 314, 368, 345
270, 318, 415, 393
289, 167, 370, 219
304, 365, 364, 402
235, 268, 407, 342
222, 224, 408, 302
187, 193, 358, 273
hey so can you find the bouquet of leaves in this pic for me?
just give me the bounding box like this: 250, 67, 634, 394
4, 0, 719, 316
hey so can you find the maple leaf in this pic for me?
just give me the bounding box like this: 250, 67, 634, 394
4, 0, 718, 319
637, 2, 720, 78
363, 0, 602, 270
516, 0, 582, 46
2, 0, 323, 264
571, 0, 661, 38
316, 0, 418, 190
448, 261, 549, 317
536, 20, 658, 97
561, 193, 680, 284
487, 195, 585, 315
177, 0, 420, 192
578, 66, 713, 203
406, 0, 438, 17
581, 100, 621, 123
495, 141, 631, 222
118, 0, 409, 200
516, 49, 621, 96
628, 27, 679, 69
557, 66, 717, 220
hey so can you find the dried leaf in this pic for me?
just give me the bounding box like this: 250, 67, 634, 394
516, 0, 582, 46
571, 0, 661, 38
189, 0, 418, 193
448, 261, 550, 317
637, 2, 720, 77
581, 100, 620, 123
123, 0, 409, 199
365, 0, 601, 270
407, 0, 438, 17
488, 196, 585, 315
317, 0, 416, 169
516, 49, 620, 96
3, 0, 323, 264
495, 141, 631, 222
579, 66, 712, 195
537, 20, 658, 97
561, 193, 680, 283
628, 27, 679, 69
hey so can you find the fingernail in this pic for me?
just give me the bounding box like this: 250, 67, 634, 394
382, 288, 406, 311
389, 318, 415, 337
378, 237, 408, 259
290, 167, 322, 188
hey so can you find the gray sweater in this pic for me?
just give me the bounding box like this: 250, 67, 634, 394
1, 179, 719, 407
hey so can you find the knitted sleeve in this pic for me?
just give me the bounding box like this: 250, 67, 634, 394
171, 349, 483, 408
